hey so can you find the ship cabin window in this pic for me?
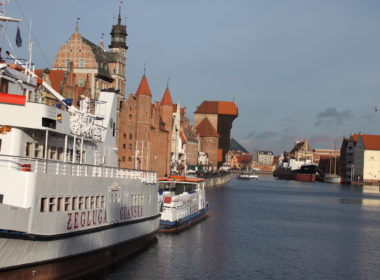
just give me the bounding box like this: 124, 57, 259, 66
49, 197, 56, 212
57, 197, 64, 211
101, 196, 105, 208
0, 194, 3, 204
72, 197, 78, 210
34, 143, 39, 157
42, 118, 56, 129
49, 146, 57, 160
85, 196, 90, 209
96, 195, 100, 208
79, 196, 84, 210
65, 197, 71, 211
40, 197, 48, 212
0, 78, 9, 92
57, 147, 63, 160
90, 196, 95, 209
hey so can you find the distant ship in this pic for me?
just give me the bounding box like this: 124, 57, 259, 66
0, 4, 159, 279
158, 176, 209, 233
274, 164, 323, 183
238, 171, 259, 180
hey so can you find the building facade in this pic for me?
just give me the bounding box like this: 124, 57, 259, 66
194, 101, 238, 168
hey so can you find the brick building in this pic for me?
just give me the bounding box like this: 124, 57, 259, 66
194, 101, 238, 169
118, 74, 173, 176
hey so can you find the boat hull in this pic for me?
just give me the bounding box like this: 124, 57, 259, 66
0, 230, 157, 280
277, 173, 316, 183
0, 217, 160, 279
159, 207, 209, 233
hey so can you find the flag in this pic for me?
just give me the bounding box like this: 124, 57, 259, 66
16, 26, 22, 47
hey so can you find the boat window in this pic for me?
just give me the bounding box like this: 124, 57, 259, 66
0, 194, 3, 204
57, 197, 64, 211
79, 196, 84, 210
65, 197, 71, 211
34, 143, 39, 158
42, 118, 56, 129
49, 146, 57, 160
101, 196, 105, 208
85, 196, 90, 209
57, 147, 63, 160
0, 78, 9, 92
90, 196, 95, 209
40, 197, 48, 212
96, 195, 101, 208
49, 197, 56, 212
72, 197, 78, 210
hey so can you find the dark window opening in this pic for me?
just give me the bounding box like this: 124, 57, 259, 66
42, 118, 56, 129
112, 122, 116, 137
0, 194, 3, 203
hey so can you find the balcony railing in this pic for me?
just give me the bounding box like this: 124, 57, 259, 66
0, 154, 157, 184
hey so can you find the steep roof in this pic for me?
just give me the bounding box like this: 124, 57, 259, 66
230, 138, 248, 153
136, 75, 152, 97
35, 69, 65, 93
194, 101, 238, 116
361, 134, 380, 150
160, 87, 173, 105
81, 36, 113, 82
195, 117, 220, 137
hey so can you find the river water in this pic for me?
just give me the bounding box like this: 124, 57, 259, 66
103, 176, 380, 280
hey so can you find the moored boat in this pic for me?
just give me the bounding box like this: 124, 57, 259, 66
158, 176, 209, 233
0, 4, 159, 279
275, 164, 323, 183
238, 171, 259, 180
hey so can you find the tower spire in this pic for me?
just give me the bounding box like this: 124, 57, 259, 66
75, 17, 80, 33
118, 2, 122, 24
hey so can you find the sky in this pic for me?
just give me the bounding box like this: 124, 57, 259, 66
3, 0, 380, 154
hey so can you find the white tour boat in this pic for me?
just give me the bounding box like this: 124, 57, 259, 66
158, 176, 209, 233
0, 6, 159, 279
238, 171, 259, 180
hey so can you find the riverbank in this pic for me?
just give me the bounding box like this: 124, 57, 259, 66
203, 173, 233, 188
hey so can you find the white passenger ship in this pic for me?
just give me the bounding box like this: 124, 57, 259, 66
158, 176, 209, 233
0, 7, 159, 280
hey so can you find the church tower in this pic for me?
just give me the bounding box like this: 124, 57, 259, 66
108, 5, 128, 100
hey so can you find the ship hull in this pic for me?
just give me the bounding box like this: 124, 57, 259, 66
159, 206, 209, 233
277, 173, 316, 183
0, 231, 157, 280
0, 217, 160, 280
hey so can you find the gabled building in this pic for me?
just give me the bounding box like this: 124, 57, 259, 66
353, 134, 380, 183
194, 101, 238, 168
52, 8, 127, 103
195, 117, 220, 170
118, 74, 173, 176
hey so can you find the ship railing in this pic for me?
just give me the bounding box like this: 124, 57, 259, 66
0, 154, 157, 184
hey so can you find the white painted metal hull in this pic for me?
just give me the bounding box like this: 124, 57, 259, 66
0, 218, 159, 271
324, 174, 341, 184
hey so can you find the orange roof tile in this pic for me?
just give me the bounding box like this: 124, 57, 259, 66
194, 101, 238, 116
160, 87, 173, 105
195, 117, 220, 137
136, 75, 152, 97
35, 69, 65, 93
361, 134, 380, 150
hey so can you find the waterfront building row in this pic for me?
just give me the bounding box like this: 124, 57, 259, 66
34, 11, 238, 177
